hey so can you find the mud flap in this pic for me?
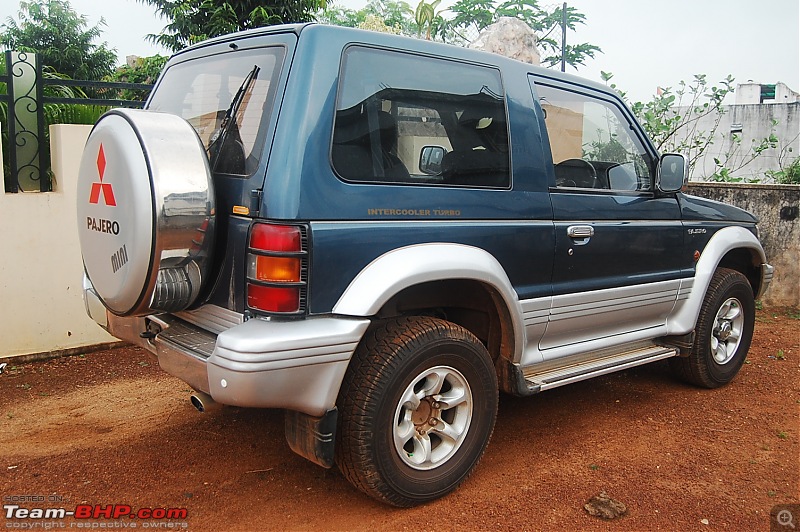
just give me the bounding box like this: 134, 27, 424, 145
285, 408, 338, 468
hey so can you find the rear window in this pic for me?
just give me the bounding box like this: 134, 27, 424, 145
148, 47, 285, 176
333, 47, 510, 188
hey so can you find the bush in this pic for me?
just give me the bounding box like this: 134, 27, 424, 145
768, 158, 800, 185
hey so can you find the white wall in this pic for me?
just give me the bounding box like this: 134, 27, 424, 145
0, 125, 116, 359
676, 102, 800, 181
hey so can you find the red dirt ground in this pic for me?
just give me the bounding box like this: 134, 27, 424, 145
1, 308, 798, 531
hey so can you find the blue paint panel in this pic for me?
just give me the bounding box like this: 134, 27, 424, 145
550, 192, 685, 295
308, 221, 555, 313
204, 215, 251, 312
264, 25, 556, 222
679, 193, 758, 223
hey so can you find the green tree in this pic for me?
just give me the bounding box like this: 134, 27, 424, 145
414, 0, 442, 40
358, 14, 402, 34
318, 0, 417, 35
140, 0, 327, 52
445, 0, 600, 68
105, 55, 168, 101
317, 0, 599, 67
364, 0, 414, 33
1, 0, 117, 80
316, 2, 365, 27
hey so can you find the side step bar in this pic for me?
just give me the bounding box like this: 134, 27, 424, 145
523, 344, 678, 393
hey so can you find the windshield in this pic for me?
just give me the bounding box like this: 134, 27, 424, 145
148, 47, 285, 176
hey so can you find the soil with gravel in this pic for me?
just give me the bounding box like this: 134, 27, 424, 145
1, 308, 798, 531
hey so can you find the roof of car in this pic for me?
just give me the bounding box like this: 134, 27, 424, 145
177, 22, 612, 97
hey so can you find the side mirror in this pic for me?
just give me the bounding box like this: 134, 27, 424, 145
419, 146, 446, 175
657, 153, 687, 193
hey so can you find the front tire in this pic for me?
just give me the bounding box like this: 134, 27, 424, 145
336, 316, 498, 507
670, 268, 755, 388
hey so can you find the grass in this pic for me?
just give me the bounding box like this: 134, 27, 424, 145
756, 301, 800, 323
776, 350, 786, 360
777, 431, 788, 440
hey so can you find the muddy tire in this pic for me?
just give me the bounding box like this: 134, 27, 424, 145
336, 316, 498, 507
77, 108, 215, 316
670, 268, 755, 388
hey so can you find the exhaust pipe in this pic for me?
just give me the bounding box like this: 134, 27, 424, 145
190, 391, 221, 413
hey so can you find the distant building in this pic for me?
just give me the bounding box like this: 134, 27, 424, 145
735, 81, 800, 104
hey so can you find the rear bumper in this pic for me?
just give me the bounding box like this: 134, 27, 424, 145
84, 280, 369, 416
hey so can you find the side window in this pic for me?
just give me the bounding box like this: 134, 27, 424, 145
333, 47, 510, 188
533, 82, 653, 191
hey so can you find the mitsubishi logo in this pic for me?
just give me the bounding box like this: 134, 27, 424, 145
89, 144, 116, 206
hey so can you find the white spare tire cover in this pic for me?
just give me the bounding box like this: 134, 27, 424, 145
77, 108, 215, 316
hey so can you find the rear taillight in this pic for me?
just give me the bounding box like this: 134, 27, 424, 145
247, 223, 307, 315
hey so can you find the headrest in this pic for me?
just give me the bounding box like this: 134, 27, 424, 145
334, 109, 398, 148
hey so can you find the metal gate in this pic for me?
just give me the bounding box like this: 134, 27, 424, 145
0, 51, 153, 192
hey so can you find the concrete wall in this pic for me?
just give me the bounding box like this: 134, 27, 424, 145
0, 125, 116, 359
677, 102, 800, 181
687, 182, 799, 306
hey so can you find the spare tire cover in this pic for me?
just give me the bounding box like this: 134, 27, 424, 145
77, 108, 214, 316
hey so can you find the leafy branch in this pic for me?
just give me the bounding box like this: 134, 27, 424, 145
603, 72, 787, 182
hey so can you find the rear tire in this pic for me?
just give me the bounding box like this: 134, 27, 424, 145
670, 268, 755, 388
336, 316, 498, 507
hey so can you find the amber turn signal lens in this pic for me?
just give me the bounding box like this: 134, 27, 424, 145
255, 255, 301, 282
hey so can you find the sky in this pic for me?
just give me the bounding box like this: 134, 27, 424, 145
0, 0, 798, 103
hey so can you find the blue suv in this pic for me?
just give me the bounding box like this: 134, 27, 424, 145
77, 23, 773, 506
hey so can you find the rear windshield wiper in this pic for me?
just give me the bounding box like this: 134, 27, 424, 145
208, 64, 260, 171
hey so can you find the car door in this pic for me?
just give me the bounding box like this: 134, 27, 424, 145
530, 77, 685, 355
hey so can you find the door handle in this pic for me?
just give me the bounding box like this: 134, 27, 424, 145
567, 225, 594, 238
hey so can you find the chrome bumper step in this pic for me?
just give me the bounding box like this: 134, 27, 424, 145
147, 315, 218, 394
523, 343, 678, 393
153, 315, 217, 359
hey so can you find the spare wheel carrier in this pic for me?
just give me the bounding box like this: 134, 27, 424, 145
77, 108, 215, 316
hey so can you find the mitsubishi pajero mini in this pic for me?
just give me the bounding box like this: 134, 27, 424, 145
77, 23, 773, 506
